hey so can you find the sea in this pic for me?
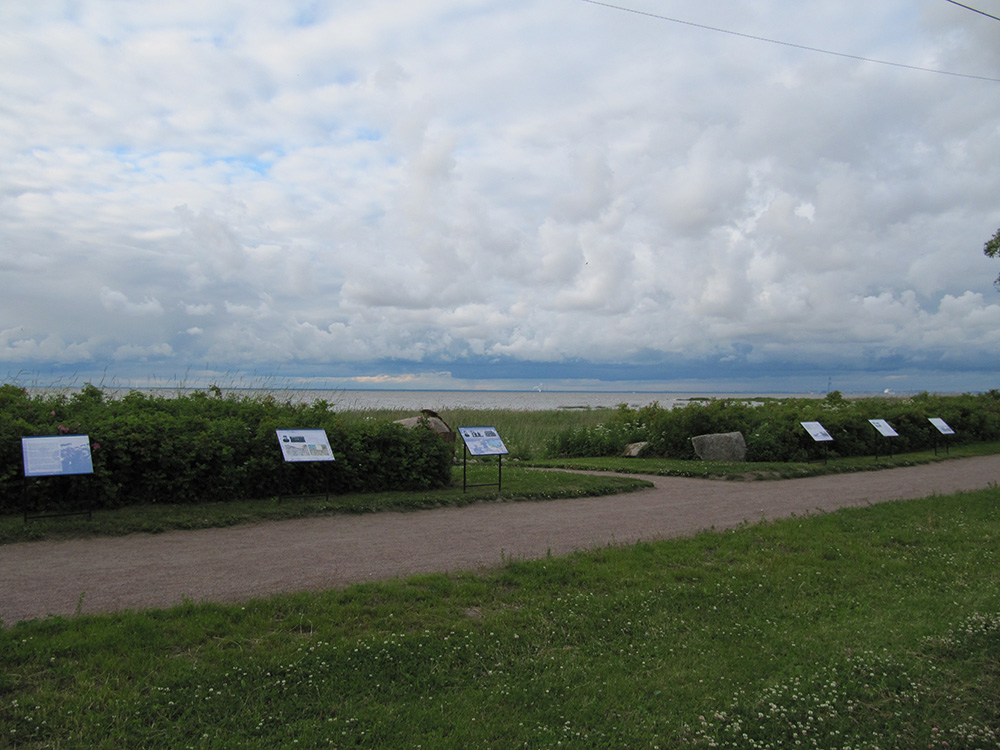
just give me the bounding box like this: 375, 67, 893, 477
41, 387, 818, 412
314, 390, 808, 412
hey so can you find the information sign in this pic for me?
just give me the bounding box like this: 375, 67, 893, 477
458, 427, 509, 456
869, 419, 899, 438
21, 435, 94, 477
928, 418, 955, 435
276, 429, 335, 462
800, 421, 833, 442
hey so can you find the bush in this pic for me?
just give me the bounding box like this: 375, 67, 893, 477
544, 392, 1000, 462
547, 403, 651, 457
1, 386, 453, 514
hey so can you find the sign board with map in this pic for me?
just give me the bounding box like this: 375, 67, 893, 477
458, 426, 508, 491
276, 429, 335, 462
928, 418, 955, 435
458, 427, 509, 456
800, 422, 833, 442
869, 419, 899, 438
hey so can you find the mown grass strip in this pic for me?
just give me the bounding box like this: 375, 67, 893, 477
5, 442, 998, 545
3, 487, 999, 748
526, 439, 1000, 479
0, 466, 652, 545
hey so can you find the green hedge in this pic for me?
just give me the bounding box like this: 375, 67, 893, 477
545, 390, 1000, 461
0, 385, 452, 514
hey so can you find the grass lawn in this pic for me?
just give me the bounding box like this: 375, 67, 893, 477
6, 443, 997, 545
524, 439, 1000, 479
2, 484, 999, 748
0, 465, 652, 545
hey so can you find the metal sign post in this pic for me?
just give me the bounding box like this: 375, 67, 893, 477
928, 418, 955, 455
800, 421, 833, 463
868, 419, 899, 460
21, 435, 95, 522
458, 427, 509, 492
275, 429, 335, 501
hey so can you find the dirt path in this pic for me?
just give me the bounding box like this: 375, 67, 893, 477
3, 456, 999, 627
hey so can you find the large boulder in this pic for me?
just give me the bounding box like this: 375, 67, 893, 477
622, 441, 649, 458
393, 409, 455, 445
691, 431, 746, 462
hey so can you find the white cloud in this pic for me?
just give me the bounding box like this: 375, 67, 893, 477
99, 288, 164, 317
2, 0, 1000, 391
112, 342, 174, 361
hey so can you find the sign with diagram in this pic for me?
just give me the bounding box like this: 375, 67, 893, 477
928, 418, 955, 435
275, 429, 335, 462
800, 421, 833, 442
869, 419, 899, 437
458, 427, 509, 456
21, 435, 94, 477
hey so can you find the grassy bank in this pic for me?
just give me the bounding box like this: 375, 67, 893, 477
5, 442, 998, 545
3, 486, 999, 748
0, 465, 651, 545
526, 439, 1000, 479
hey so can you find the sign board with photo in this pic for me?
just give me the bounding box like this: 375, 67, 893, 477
928, 418, 955, 435
869, 419, 899, 438
21, 435, 94, 477
800, 421, 834, 442
458, 427, 509, 456
275, 429, 335, 462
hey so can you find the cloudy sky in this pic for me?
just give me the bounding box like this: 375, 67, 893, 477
3, 0, 1000, 394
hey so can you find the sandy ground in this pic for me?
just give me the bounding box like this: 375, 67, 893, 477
3, 455, 999, 627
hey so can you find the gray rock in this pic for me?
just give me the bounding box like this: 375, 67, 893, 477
393, 410, 455, 444
691, 432, 746, 462
622, 441, 649, 458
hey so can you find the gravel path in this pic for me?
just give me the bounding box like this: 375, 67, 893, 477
3, 456, 999, 627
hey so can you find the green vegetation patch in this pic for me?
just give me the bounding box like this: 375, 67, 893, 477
3, 487, 999, 748
527, 439, 1000, 479
0, 465, 651, 544
545, 390, 1000, 461
0, 384, 455, 515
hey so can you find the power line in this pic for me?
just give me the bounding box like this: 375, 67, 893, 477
578, 0, 1000, 84
944, 0, 1000, 23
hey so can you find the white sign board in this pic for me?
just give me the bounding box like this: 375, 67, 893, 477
459, 426, 509, 456
869, 419, 899, 438
801, 421, 834, 442
22, 435, 94, 477
276, 429, 335, 462
928, 418, 955, 435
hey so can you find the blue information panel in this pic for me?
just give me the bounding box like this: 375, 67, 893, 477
22, 435, 94, 477
869, 419, 899, 437
459, 427, 509, 456
928, 418, 955, 435
801, 421, 833, 442
276, 429, 335, 462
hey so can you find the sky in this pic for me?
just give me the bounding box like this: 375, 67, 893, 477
3, 0, 1000, 394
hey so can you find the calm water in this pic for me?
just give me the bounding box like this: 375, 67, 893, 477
65, 388, 813, 412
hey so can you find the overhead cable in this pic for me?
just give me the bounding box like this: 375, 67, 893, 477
579, 0, 1000, 84
944, 0, 1000, 23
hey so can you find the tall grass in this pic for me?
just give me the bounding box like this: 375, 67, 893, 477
3, 487, 999, 748
333, 407, 612, 460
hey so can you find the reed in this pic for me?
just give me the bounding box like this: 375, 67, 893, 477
333, 406, 612, 460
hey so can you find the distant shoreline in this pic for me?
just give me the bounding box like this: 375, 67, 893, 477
17, 386, 910, 413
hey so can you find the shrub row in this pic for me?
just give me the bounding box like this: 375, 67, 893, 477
545, 390, 1000, 461
0, 384, 453, 515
